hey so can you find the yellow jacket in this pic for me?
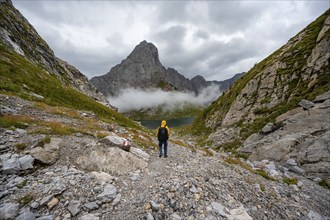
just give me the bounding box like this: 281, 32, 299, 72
157, 120, 170, 139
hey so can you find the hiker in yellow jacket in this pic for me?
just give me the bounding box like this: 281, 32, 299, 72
157, 120, 170, 158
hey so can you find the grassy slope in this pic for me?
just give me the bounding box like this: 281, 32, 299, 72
192, 10, 330, 141
0, 44, 139, 129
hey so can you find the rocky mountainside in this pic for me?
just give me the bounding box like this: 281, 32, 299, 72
0, 0, 111, 107
1, 94, 329, 220
90, 40, 244, 97
193, 10, 330, 178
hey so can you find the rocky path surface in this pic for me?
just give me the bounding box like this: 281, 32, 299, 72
0, 94, 330, 220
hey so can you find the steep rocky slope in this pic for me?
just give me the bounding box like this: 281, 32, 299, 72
0, 0, 111, 107
90, 40, 244, 97
193, 10, 330, 178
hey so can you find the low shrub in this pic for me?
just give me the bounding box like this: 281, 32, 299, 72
283, 177, 298, 185
319, 179, 330, 190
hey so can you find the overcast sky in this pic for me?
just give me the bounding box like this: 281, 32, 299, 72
13, 1, 328, 81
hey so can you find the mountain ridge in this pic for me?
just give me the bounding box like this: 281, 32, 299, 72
90, 40, 244, 97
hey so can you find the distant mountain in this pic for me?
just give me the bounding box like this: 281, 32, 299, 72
90, 40, 244, 97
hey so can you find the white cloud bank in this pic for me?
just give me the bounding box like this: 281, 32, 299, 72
108, 85, 221, 112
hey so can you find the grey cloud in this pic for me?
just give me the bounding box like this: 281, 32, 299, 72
12, 0, 330, 82
194, 30, 209, 40
153, 25, 187, 54
109, 85, 221, 112
208, 1, 266, 34
156, 1, 189, 23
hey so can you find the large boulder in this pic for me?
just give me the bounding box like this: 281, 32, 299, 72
18, 155, 34, 170
99, 134, 131, 152
30, 138, 61, 165
2, 158, 21, 174
76, 147, 147, 175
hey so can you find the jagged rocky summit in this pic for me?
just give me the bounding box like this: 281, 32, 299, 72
0, 0, 115, 109
90, 40, 245, 97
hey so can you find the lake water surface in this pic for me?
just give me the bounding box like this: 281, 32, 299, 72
138, 117, 194, 129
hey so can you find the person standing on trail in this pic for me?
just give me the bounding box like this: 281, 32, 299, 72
157, 120, 170, 158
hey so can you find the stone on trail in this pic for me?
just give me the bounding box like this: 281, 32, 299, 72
299, 99, 315, 110
0, 202, 20, 219
211, 202, 228, 217
308, 210, 326, 220
67, 200, 81, 217
146, 212, 155, 220
96, 184, 117, 203
2, 158, 21, 174
47, 198, 59, 210
171, 213, 182, 220
15, 208, 35, 220
78, 213, 100, 220
112, 193, 121, 207
84, 202, 99, 211
19, 154, 35, 170
228, 207, 253, 220
150, 200, 160, 212
35, 215, 55, 220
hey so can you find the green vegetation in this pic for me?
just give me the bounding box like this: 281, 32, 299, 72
224, 157, 254, 172
0, 115, 32, 129
224, 157, 277, 182
234, 152, 249, 160
283, 177, 298, 185
215, 139, 241, 152
15, 143, 28, 152
0, 44, 139, 130
19, 192, 33, 205
35, 136, 51, 147
260, 183, 266, 192
318, 179, 330, 190
255, 169, 275, 181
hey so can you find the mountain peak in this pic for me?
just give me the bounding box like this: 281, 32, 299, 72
128, 40, 159, 64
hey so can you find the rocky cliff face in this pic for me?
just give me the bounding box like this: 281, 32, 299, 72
90, 40, 244, 97
194, 10, 330, 178
91, 41, 167, 96
0, 0, 111, 107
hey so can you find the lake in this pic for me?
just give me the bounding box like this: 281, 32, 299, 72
138, 116, 195, 129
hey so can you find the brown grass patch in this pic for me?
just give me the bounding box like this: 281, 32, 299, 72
0, 114, 34, 128
34, 102, 80, 118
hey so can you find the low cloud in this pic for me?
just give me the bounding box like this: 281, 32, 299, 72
108, 85, 221, 112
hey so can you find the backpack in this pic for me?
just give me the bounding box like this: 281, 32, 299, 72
158, 126, 168, 141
